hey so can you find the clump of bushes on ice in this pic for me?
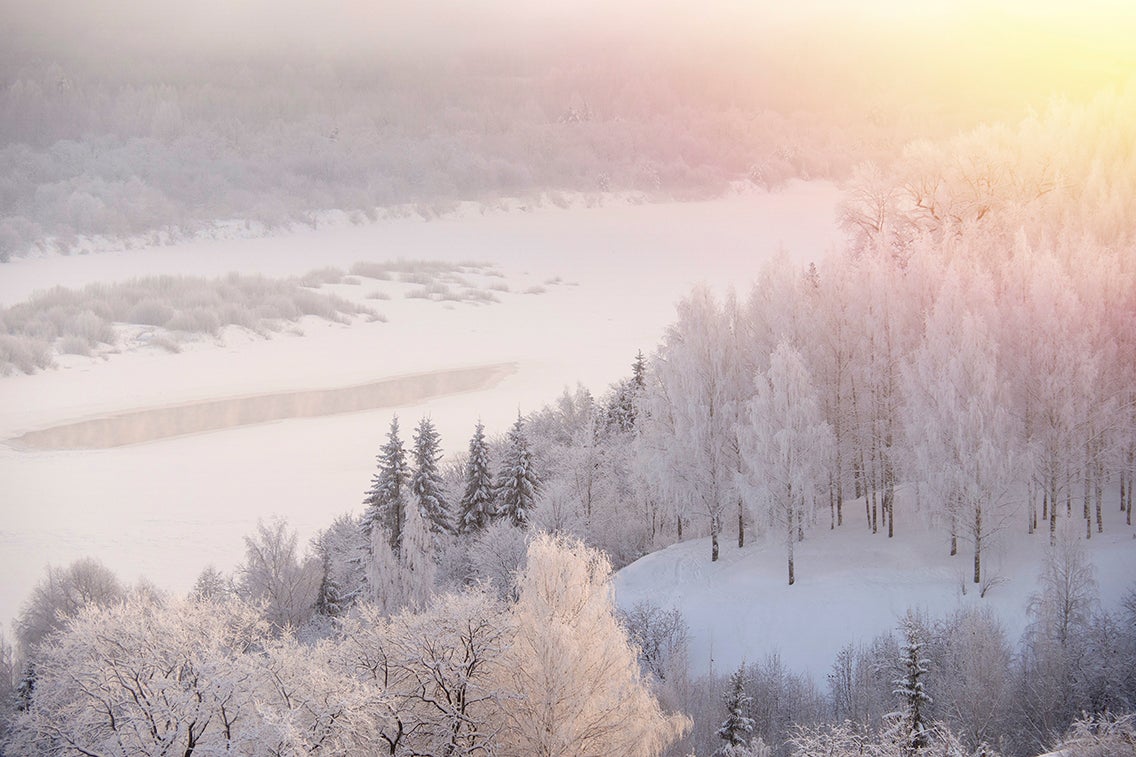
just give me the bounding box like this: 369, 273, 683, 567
348, 258, 495, 283
0, 273, 376, 375
342, 259, 506, 304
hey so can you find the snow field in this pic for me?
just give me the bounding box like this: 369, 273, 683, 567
615, 484, 1136, 682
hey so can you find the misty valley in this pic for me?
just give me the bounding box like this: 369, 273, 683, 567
1, 2, 1135, 756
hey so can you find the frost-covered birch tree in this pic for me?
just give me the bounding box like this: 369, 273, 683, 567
742, 340, 833, 585
904, 264, 1016, 584
494, 533, 689, 756
237, 517, 321, 631
647, 286, 742, 561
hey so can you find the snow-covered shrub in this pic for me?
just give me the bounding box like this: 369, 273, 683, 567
166, 306, 221, 334
56, 334, 92, 355
237, 518, 322, 632
1048, 711, 1136, 757
4, 597, 387, 756
125, 297, 175, 326
466, 520, 530, 598
298, 266, 345, 287
622, 600, 690, 683
0, 273, 374, 373
0, 334, 52, 375
789, 719, 995, 757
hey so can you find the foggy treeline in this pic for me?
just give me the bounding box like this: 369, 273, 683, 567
5, 1, 1130, 259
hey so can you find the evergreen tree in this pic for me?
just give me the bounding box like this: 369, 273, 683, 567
717, 663, 755, 752
458, 421, 496, 534
495, 413, 540, 528
605, 350, 648, 434
886, 614, 933, 755
632, 349, 647, 390
410, 416, 452, 535
314, 548, 346, 618
362, 415, 409, 555
15, 661, 35, 712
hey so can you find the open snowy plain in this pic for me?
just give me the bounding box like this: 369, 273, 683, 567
0, 181, 843, 632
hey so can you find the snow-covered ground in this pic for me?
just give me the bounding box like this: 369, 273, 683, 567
615, 488, 1136, 682
0, 182, 843, 632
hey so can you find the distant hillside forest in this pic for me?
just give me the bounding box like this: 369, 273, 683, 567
3, 28, 1119, 260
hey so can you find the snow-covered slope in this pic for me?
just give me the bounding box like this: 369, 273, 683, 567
615, 487, 1136, 681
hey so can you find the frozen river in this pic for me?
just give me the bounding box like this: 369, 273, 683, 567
0, 182, 843, 630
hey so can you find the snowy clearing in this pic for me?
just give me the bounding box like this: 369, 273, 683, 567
615, 486, 1136, 682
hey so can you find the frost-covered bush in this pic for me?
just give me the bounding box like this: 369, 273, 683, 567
0, 334, 52, 375
297, 266, 344, 287
622, 600, 689, 683
789, 720, 996, 757
399, 271, 434, 285
348, 261, 394, 279
166, 307, 222, 334
13, 557, 126, 657
1048, 712, 1136, 757
4, 597, 386, 757
56, 334, 92, 355
0, 273, 374, 374
466, 521, 530, 599
126, 298, 175, 326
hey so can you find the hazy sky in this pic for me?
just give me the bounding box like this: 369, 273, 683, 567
4, 0, 1134, 61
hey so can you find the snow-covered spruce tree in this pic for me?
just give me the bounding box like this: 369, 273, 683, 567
716, 663, 755, 754
495, 413, 540, 528
884, 614, 932, 755
604, 350, 648, 434
410, 416, 452, 535
362, 415, 409, 555
458, 420, 496, 535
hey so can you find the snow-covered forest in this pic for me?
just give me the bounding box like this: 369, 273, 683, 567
3, 1, 1136, 756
